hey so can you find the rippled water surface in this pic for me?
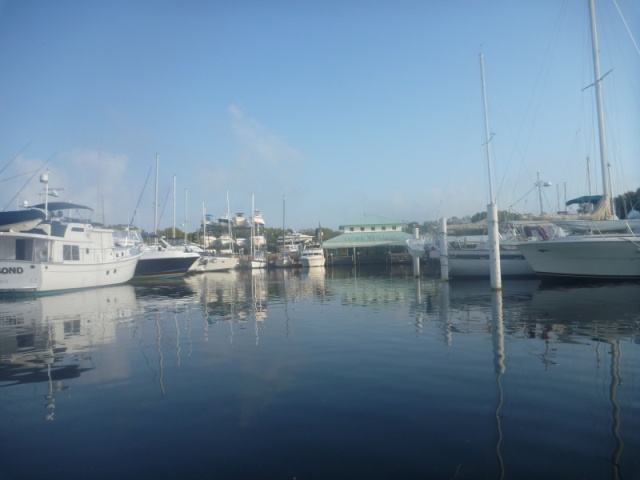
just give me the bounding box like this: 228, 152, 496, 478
1, 266, 639, 479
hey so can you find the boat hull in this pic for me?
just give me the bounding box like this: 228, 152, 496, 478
134, 253, 199, 278
192, 255, 239, 272
299, 256, 325, 267
448, 249, 534, 277
0, 254, 140, 293
517, 236, 640, 279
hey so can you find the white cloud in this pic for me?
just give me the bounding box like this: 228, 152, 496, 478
8, 149, 133, 226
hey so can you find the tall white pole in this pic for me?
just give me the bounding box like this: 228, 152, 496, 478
480, 53, 501, 290
184, 188, 188, 243
154, 154, 159, 236
537, 171, 544, 215
172, 174, 176, 239
412, 227, 420, 277
588, 0, 612, 216
438, 217, 449, 281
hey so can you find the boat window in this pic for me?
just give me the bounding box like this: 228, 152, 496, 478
382, 226, 386, 231
360, 227, 365, 231
371, 227, 375, 231
16, 239, 35, 261
63, 245, 80, 260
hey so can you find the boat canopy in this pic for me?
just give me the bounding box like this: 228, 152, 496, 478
32, 202, 93, 212
565, 195, 602, 206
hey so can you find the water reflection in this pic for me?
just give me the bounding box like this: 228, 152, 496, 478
0, 268, 638, 479
0, 285, 137, 420
529, 282, 640, 342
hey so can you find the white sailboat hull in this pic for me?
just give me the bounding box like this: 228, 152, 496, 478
517, 235, 640, 279
448, 249, 534, 277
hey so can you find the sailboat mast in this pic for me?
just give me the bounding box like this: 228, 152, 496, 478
479, 53, 501, 290
226, 191, 232, 253
479, 54, 496, 204
154, 153, 159, 236
172, 174, 176, 239
251, 194, 255, 257
184, 188, 188, 244
588, 0, 612, 210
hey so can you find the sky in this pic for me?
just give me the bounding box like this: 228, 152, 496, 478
0, 0, 638, 233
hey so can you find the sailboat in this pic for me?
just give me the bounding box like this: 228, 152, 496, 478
274, 195, 295, 268
517, 0, 640, 279
443, 54, 533, 280
131, 156, 200, 278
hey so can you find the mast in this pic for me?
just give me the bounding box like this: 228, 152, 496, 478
184, 188, 188, 244
588, 0, 613, 216
479, 53, 501, 290
251, 194, 255, 258
480, 54, 496, 204
154, 154, 159, 237
202, 202, 206, 247
172, 174, 176, 239
282, 194, 286, 252
226, 191, 232, 253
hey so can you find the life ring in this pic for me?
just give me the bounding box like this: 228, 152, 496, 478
38, 247, 48, 261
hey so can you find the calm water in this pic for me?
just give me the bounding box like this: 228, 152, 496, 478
1, 266, 639, 480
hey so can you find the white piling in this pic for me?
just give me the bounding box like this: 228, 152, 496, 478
412, 227, 420, 277
439, 217, 449, 281
487, 203, 502, 290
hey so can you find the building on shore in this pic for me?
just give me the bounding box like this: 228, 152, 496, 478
323, 214, 412, 265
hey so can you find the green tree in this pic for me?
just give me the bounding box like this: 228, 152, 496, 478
614, 188, 640, 218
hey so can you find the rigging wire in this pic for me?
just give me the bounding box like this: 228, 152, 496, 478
129, 161, 154, 228
3, 153, 56, 211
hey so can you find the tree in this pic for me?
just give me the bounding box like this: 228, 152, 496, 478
614, 188, 640, 219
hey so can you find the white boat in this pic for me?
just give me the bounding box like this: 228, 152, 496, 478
191, 253, 239, 272
405, 236, 436, 261
517, 0, 640, 279
252, 210, 265, 227
517, 234, 640, 279
299, 243, 325, 267
448, 246, 534, 277
0, 196, 141, 294
441, 223, 566, 278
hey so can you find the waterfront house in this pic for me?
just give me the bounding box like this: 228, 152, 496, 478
323, 214, 412, 265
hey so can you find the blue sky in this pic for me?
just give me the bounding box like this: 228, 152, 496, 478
0, 0, 638, 232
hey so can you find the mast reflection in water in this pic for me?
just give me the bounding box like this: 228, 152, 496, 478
0, 267, 638, 479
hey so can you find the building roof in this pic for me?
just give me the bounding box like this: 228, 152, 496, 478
339, 214, 407, 228
323, 230, 412, 249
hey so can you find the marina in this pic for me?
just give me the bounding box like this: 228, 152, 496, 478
0, 266, 638, 479
0, 1, 639, 477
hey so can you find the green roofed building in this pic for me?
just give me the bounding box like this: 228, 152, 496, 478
323, 214, 412, 265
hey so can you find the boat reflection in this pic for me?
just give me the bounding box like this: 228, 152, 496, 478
0, 285, 138, 420
528, 282, 640, 343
